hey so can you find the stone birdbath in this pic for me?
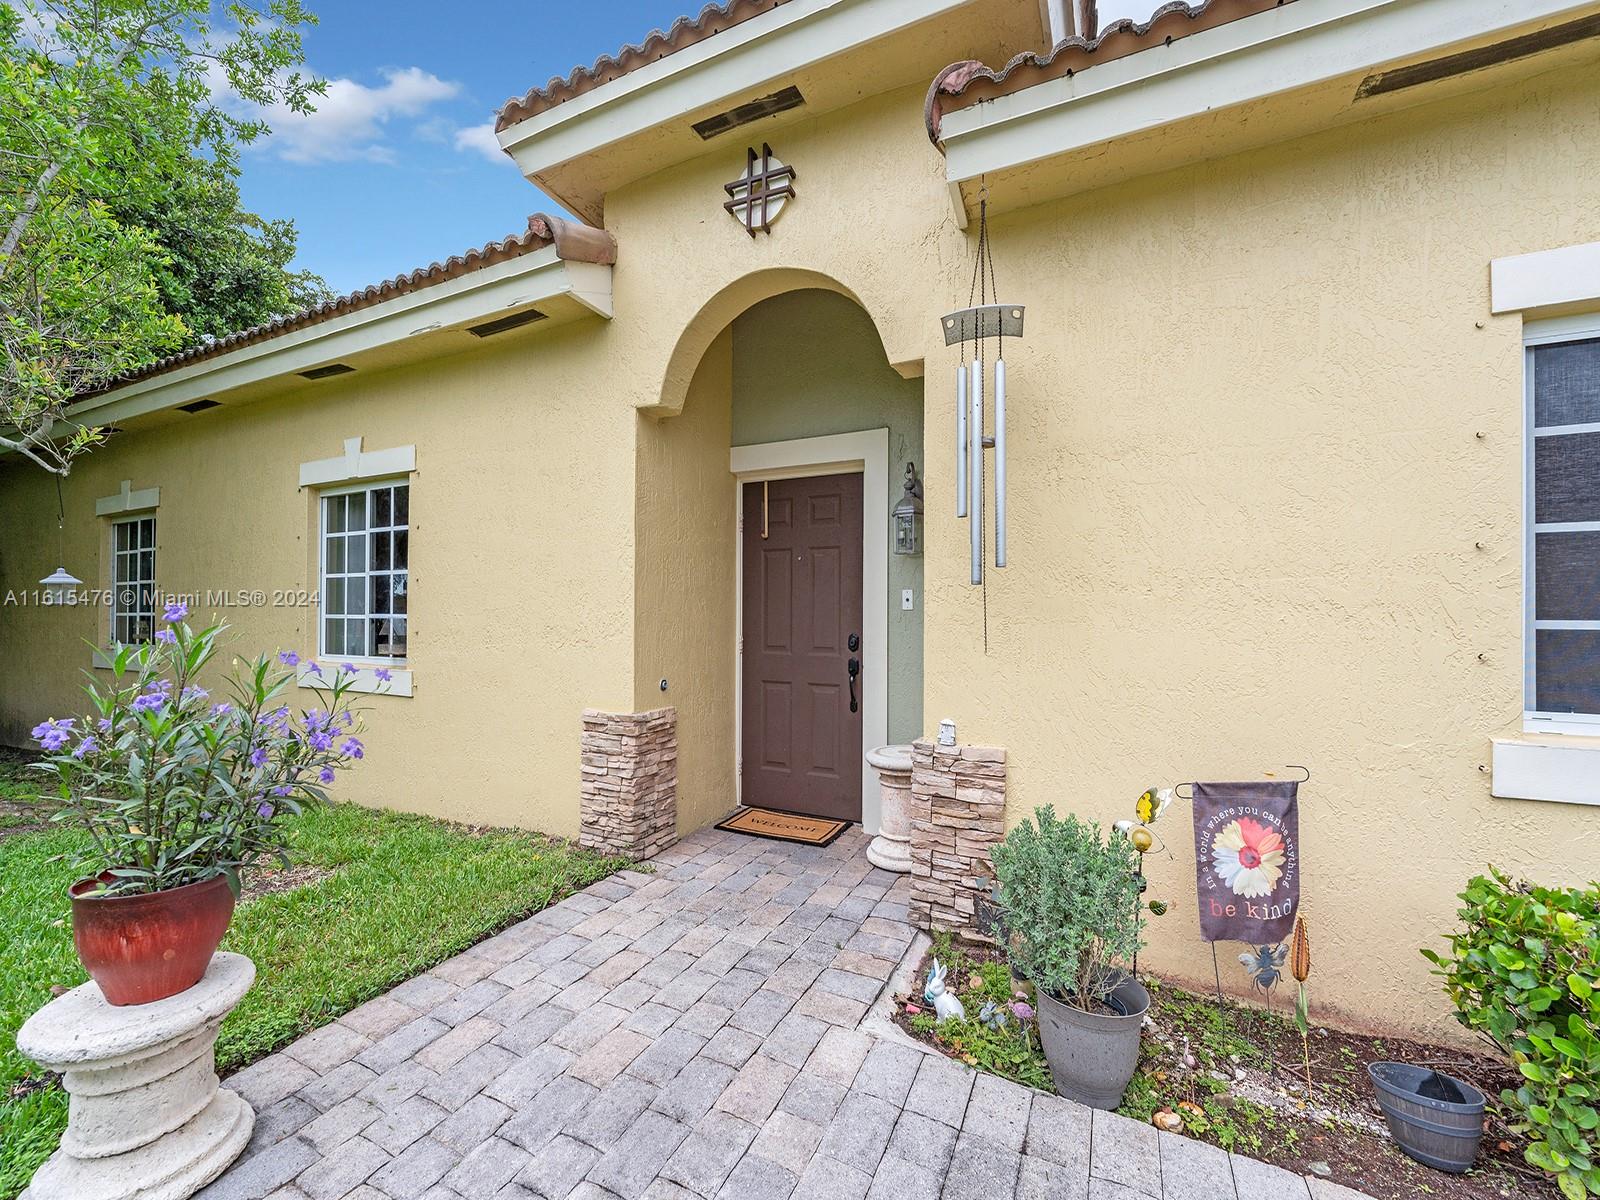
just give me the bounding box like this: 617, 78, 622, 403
19, 952, 255, 1200
866, 743, 914, 872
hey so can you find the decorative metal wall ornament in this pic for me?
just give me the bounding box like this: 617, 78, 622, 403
723, 143, 796, 236
942, 196, 1023, 587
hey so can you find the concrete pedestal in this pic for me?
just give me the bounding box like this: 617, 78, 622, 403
19, 953, 255, 1200
866, 743, 915, 873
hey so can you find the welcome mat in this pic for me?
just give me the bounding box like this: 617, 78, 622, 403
716, 807, 851, 847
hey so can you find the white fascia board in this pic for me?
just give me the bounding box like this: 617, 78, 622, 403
1492, 241, 1600, 314
941, 0, 1599, 184
499, 0, 974, 176
68, 248, 613, 428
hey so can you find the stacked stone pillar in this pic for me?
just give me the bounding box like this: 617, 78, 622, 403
908, 740, 1007, 935
579, 708, 678, 858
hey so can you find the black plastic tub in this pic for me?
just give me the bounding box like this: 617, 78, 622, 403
1368, 1061, 1486, 1173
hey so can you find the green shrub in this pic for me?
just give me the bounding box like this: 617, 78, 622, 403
990, 806, 1143, 1008
1422, 868, 1600, 1199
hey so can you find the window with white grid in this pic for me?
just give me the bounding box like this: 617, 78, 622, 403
320, 482, 408, 660
112, 516, 156, 644
1526, 328, 1600, 731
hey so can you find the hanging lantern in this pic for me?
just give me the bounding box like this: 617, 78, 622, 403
39, 566, 83, 605
941, 197, 1023, 586
892, 462, 923, 556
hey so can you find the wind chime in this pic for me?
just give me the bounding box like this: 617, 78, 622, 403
942, 197, 1023, 587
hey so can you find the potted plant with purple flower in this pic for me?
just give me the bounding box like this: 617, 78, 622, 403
30, 601, 372, 1006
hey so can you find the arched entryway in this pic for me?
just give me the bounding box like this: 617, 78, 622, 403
635, 284, 925, 837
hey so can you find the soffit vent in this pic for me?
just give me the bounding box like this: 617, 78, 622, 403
1357, 13, 1600, 99
467, 307, 548, 338
177, 399, 221, 414
692, 86, 805, 140
298, 363, 356, 380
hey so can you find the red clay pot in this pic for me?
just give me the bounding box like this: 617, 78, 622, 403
69, 873, 236, 1006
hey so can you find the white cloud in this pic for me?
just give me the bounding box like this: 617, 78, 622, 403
453, 122, 512, 166
252, 67, 463, 164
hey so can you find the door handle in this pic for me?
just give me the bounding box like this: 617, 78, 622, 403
847, 656, 860, 714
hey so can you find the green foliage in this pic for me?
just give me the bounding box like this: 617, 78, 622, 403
1422, 868, 1600, 1198
0, 774, 623, 1199
990, 806, 1144, 1008
0, 0, 326, 473
32, 616, 367, 895
929, 1012, 1052, 1091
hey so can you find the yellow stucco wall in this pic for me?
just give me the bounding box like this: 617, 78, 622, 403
4, 54, 1600, 1040
0, 321, 638, 836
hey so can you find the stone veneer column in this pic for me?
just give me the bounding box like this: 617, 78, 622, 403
908, 739, 1007, 935
579, 707, 678, 859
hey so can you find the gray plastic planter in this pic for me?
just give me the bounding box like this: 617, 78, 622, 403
1036, 976, 1150, 1109
1368, 1062, 1486, 1173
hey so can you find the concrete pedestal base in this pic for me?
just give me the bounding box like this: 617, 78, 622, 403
18, 953, 255, 1200
866, 744, 914, 873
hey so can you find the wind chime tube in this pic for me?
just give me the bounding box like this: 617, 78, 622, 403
994, 358, 1007, 568
955, 363, 968, 519
970, 356, 984, 586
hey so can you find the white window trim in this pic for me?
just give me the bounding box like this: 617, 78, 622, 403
307, 476, 411, 693
1492, 241, 1600, 316
300, 437, 415, 488
95, 479, 160, 517
296, 661, 414, 698
1492, 736, 1600, 808
1522, 315, 1600, 736
729, 429, 890, 836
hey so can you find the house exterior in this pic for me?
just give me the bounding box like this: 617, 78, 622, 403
4, 0, 1600, 1040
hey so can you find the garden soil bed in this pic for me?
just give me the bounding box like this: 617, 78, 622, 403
894, 938, 1553, 1200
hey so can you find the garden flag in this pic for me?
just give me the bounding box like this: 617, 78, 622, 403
1191, 780, 1300, 944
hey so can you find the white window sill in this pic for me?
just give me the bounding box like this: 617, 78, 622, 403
1491, 735, 1600, 807
296, 662, 413, 697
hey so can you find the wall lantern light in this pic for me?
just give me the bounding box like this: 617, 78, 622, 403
892, 462, 923, 556
942, 197, 1023, 586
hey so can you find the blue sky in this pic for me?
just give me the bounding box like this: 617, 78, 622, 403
235, 1, 1153, 295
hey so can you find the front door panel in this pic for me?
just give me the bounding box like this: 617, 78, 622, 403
741, 473, 864, 822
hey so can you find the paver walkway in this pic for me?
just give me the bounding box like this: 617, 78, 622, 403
199, 825, 1373, 1200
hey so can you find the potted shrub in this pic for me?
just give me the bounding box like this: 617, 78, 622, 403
1422, 869, 1599, 1198
30, 603, 369, 1006
991, 806, 1148, 1108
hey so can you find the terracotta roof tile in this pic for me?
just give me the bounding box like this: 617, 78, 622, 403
496, 0, 794, 133
926, 0, 1296, 143
81, 214, 615, 401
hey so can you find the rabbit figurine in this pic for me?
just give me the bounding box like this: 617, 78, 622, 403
923, 958, 966, 1023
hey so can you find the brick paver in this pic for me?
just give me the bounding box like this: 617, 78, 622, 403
199, 825, 1373, 1200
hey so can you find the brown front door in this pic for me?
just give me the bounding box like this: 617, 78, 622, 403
741, 473, 864, 822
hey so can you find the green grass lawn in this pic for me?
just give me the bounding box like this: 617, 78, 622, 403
0, 755, 625, 1200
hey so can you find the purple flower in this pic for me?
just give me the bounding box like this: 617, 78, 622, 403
97, 717, 112, 734
31, 718, 74, 752
278, 650, 299, 666
210, 702, 232, 716
341, 711, 354, 727
72, 736, 98, 759
263, 707, 290, 730
319, 766, 335, 784
1011, 1001, 1035, 1022
257, 801, 275, 819
249, 746, 268, 767
181, 685, 208, 704
154, 628, 177, 645
162, 600, 189, 623
305, 661, 324, 677
340, 736, 365, 760
374, 668, 392, 682
307, 730, 334, 752
271, 785, 291, 797
132, 693, 165, 713
339, 662, 356, 674
303, 709, 330, 732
